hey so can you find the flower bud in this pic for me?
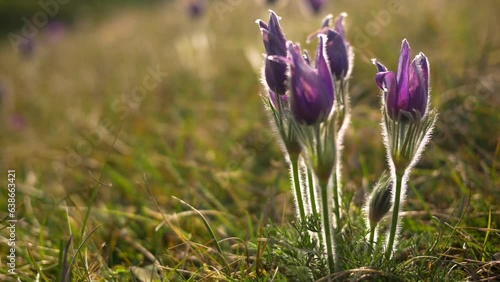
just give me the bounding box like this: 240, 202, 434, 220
257, 11, 288, 95
367, 172, 393, 227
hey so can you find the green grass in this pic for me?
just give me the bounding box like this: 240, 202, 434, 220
0, 0, 499, 281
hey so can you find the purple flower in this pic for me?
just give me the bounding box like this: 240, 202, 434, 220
257, 11, 288, 95
305, 0, 326, 14
288, 35, 334, 125
323, 14, 350, 79
308, 14, 351, 79
374, 39, 429, 121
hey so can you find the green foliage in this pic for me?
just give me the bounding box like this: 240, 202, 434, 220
261, 215, 327, 280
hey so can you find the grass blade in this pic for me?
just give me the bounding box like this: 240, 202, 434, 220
172, 196, 231, 276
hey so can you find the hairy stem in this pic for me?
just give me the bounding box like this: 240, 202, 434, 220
368, 223, 376, 254
291, 157, 306, 222
319, 178, 335, 274
385, 172, 403, 259
307, 168, 317, 215
332, 173, 340, 226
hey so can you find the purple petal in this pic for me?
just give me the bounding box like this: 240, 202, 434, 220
256, 19, 268, 30
325, 30, 349, 78
288, 42, 302, 66
265, 59, 288, 95
418, 53, 430, 115
396, 39, 411, 112
372, 59, 388, 72
315, 34, 334, 107
257, 11, 287, 57
260, 27, 286, 56
374, 71, 394, 90
268, 11, 287, 48
303, 50, 311, 66
408, 53, 429, 116
321, 14, 333, 29
417, 52, 429, 92
377, 71, 399, 119
269, 89, 288, 109
334, 13, 347, 39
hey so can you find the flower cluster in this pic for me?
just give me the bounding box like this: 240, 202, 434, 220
255, 10, 437, 276
257, 10, 353, 274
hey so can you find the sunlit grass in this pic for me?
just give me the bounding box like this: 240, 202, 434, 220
0, 0, 498, 281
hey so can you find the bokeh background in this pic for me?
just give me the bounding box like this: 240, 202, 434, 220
0, 0, 499, 280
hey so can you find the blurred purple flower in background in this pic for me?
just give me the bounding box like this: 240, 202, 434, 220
9, 113, 27, 131
305, 0, 326, 14
257, 11, 288, 95
373, 39, 429, 121
287, 35, 334, 125
44, 21, 66, 43
19, 38, 35, 58
187, 0, 204, 19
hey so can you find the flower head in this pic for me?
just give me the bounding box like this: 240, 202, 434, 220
373, 39, 430, 121
257, 11, 288, 95
288, 35, 334, 125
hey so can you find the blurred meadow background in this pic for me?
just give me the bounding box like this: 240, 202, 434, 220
0, 0, 499, 280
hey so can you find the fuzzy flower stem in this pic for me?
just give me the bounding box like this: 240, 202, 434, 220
319, 178, 335, 274
368, 223, 376, 254
290, 156, 306, 222
332, 173, 340, 226
306, 167, 323, 248
385, 171, 403, 259
307, 169, 317, 215
333, 78, 349, 227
